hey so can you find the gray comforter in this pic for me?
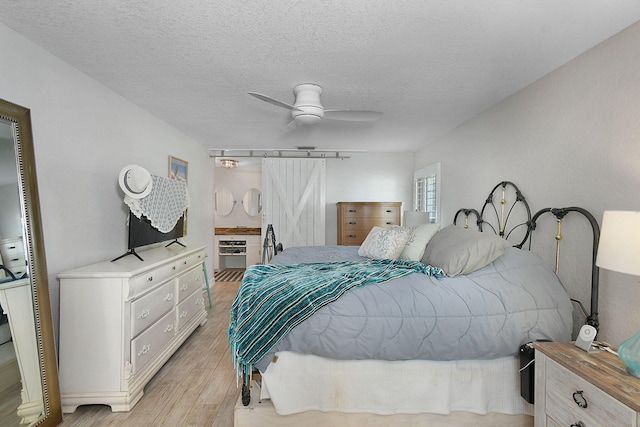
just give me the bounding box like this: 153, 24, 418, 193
254, 246, 572, 371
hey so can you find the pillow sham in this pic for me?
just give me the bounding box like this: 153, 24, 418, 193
399, 223, 441, 261
421, 225, 511, 277
358, 226, 412, 260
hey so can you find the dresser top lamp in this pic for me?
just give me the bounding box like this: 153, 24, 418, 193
595, 210, 640, 378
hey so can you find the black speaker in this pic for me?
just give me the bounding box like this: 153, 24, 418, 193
519, 340, 552, 404
519, 343, 535, 404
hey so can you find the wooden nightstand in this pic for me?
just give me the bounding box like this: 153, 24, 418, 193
534, 341, 640, 427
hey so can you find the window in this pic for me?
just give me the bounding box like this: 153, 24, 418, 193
413, 162, 441, 223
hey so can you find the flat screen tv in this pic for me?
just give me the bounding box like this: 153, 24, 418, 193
112, 211, 185, 262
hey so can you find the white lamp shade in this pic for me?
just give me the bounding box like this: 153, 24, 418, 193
596, 211, 640, 276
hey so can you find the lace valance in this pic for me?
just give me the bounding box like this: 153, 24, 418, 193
124, 176, 190, 233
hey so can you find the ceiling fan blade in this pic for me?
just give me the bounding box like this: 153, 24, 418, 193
248, 92, 302, 111
323, 109, 383, 122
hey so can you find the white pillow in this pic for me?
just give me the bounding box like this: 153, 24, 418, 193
358, 226, 412, 260
399, 223, 441, 261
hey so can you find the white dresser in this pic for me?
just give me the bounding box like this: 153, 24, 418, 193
0, 236, 27, 278
58, 245, 208, 413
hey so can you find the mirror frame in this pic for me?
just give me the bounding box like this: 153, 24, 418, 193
0, 98, 62, 426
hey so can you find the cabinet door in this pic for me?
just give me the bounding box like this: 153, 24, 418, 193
213, 236, 221, 270
245, 236, 261, 266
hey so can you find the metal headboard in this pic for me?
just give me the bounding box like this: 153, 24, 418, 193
530, 207, 601, 329
454, 181, 600, 330
454, 181, 532, 248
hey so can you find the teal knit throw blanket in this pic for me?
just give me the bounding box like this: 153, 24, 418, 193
228, 258, 444, 384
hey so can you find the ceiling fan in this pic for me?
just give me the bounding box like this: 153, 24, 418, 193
249, 83, 383, 131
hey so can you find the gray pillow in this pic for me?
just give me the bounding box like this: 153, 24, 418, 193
422, 225, 512, 277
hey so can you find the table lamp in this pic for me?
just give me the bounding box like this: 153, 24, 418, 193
595, 210, 640, 378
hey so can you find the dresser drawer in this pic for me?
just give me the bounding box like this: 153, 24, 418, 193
130, 309, 175, 375
0, 238, 24, 261
339, 228, 371, 246
341, 205, 401, 220
129, 262, 179, 299
176, 265, 204, 303
130, 281, 175, 338
178, 251, 206, 273
342, 218, 399, 230
546, 358, 635, 427
176, 290, 205, 331
4, 264, 27, 278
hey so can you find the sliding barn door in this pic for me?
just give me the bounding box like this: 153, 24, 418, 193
262, 158, 326, 251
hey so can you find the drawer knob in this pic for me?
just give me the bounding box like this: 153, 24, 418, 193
172, 266, 176, 270
348, 234, 357, 238
164, 293, 174, 301
147, 276, 153, 282
570, 422, 586, 427
137, 309, 151, 319
572, 390, 588, 408
348, 209, 356, 212
180, 284, 189, 291
349, 221, 356, 225
137, 344, 151, 356
386, 209, 392, 212
183, 260, 188, 265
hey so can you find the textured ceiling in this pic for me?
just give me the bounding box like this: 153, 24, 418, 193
1, 1, 640, 153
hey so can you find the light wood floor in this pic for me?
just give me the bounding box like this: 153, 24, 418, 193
60, 281, 241, 427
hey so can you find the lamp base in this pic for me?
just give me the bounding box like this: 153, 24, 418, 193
627, 367, 640, 379
618, 328, 640, 379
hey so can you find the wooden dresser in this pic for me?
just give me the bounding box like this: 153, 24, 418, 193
336, 202, 402, 245
58, 245, 208, 413
534, 341, 640, 427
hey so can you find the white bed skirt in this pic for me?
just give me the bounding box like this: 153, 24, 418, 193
259, 351, 533, 416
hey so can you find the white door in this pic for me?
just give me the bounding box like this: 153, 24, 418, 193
262, 158, 326, 253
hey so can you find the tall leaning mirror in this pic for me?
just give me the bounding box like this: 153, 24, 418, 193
0, 98, 62, 426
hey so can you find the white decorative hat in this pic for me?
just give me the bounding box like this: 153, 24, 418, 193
118, 164, 152, 199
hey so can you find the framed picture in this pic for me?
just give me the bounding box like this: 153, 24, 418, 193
168, 155, 188, 183
168, 155, 188, 235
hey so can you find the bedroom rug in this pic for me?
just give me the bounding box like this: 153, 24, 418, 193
215, 268, 246, 282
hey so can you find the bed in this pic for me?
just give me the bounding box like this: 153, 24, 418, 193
230, 181, 601, 427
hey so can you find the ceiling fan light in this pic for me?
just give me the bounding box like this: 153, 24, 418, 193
220, 158, 239, 168
294, 114, 322, 125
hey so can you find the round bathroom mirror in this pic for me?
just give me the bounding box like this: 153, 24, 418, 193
242, 188, 262, 217
215, 187, 235, 216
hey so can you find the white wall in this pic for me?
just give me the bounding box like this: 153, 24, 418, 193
416, 22, 640, 347
325, 152, 414, 244
0, 24, 215, 339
